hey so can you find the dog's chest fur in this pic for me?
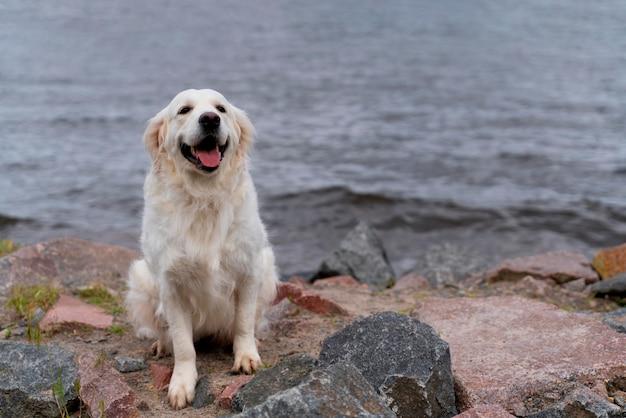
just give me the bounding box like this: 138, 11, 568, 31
142, 171, 257, 335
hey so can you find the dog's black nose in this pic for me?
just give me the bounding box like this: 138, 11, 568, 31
198, 112, 220, 130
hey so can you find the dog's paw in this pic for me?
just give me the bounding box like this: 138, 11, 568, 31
232, 348, 262, 374
151, 340, 170, 358
167, 362, 197, 409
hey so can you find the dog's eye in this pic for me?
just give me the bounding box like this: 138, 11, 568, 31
178, 106, 192, 115
216, 105, 226, 113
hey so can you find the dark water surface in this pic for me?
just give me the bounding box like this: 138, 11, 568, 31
1, 1, 625, 275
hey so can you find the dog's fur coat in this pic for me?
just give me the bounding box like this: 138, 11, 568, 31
125, 89, 278, 409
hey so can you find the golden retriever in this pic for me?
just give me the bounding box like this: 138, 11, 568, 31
125, 89, 278, 409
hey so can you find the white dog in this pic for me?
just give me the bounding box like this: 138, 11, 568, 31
125, 89, 278, 409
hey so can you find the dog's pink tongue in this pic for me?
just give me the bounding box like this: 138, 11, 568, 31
196, 148, 221, 168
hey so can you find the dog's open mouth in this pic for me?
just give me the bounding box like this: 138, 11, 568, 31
180, 136, 228, 173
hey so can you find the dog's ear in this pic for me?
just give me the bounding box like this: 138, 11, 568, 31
233, 106, 255, 158
143, 108, 168, 161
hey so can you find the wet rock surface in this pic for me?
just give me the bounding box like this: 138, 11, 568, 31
230, 362, 395, 418
320, 311, 457, 418
233, 353, 318, 412
416, 296, 626, 416
484, 251, 598, 284
0, 341, 79, 418
313, 222, 396, 289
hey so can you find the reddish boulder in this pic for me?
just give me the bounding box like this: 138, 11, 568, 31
484, 251, 598, 284
416, 296, 626, 416
149, 363, 173, 391
0, 238, 138, 294
77, 352, 138, 418
39, 294, 113, 331
454, 405, 514, 418
274, 283, 347, 316
216, 375, 253, 409
593, 243, 626, 279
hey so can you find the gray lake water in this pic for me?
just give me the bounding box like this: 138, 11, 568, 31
1, 0, 626, 276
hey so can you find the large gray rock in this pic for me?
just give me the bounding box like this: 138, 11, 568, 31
230, 361, 395, 417
410, 243, 488, 287
319, 311, 457, 418
0, 341, 79, 418
313, 222, 395, 289
589, 274, 626, 297
604, 308, 626, 334
233, 354, 318, 412
527, 386, 623, 418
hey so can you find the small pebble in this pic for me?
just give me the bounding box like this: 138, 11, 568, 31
113, 356, 146, 373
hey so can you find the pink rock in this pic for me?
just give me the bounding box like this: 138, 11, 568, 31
416, 296, 626, 416
274, 283, 348, 316
484, 251, 598, 284
77, 352, 138, 418
295, 293, 348, 316
0, 238, 138, 292
216, 375, 253, 409
149, 363, 173, 391
313, 275, 364, 288
39, 294, 113, 331
454, 405, 514, 417
274, 282, 303, 304
393, 273, 430, 291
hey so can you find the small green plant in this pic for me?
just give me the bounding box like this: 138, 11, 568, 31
52, 371, 70, 418
7, 284, 59, 318
76, 284, 124, 315
7, 284, 58, 344
26, 324, 41, 345
0, 239, 19, 257
107, 324, 125, 335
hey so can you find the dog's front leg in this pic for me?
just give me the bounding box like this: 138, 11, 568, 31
164, 297, 197, 409
232, 279, 261, 374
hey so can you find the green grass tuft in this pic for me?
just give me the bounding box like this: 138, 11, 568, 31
0, 239, 19, 257
107, 324, 125, 335
75, 284, 124, 316
7, 284, 59, 319
52, 371, 70, 418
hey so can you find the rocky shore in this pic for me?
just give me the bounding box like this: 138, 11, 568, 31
0, 224, 625, 417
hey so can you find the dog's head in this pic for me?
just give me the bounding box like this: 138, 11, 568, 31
144, 89, 254, 180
